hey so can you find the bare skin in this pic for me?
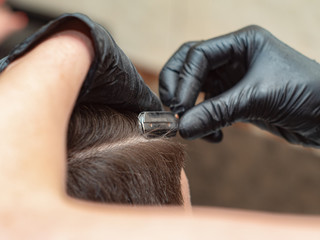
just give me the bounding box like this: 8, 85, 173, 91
0, 30, 319, 239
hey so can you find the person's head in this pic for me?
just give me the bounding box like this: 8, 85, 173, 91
66, 104, 190, 206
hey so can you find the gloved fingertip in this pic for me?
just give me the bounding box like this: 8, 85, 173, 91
170, 105, 185, 117
178, 107, 222, 140
139, 95, 163, 112
169, 98, 186, 117
152, 95, 164, 111
178, 121, 207, 140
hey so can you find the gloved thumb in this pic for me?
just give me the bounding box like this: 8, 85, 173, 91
178, 87, 248, 140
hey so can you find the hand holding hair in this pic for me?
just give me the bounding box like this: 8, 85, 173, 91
159, 25, 320, 147
0, 13, 162, 113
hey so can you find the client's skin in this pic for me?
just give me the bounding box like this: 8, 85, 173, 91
0, 30, 319, 239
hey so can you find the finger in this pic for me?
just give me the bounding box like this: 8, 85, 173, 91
178, 84, 251, 140
132, 74, 163, 112
92, 24, 163, 113
172, 30, 248, 115
202, 71, 226, 99
94, 51, 163, 113
81, 24, 163, 113
159, 41, 198, 106
116, 50, 163, 112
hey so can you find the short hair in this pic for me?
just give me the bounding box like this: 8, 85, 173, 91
66, 104, 186, 205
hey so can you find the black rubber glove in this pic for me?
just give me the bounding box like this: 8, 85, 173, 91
0, 13, 161, 113
159, 25, 320, 147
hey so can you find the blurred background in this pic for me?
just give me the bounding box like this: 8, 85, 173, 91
3, 0, 320, 214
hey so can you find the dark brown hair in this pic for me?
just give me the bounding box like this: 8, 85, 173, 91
66, 104, 185, 205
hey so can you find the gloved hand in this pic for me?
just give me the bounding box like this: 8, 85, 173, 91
0, 13, 161, 113
159, 25, 320, 147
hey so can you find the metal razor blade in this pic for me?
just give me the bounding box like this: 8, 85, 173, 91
138, 111, 179, 137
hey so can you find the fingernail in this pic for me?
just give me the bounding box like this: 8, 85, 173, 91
170, 103, 185, 117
